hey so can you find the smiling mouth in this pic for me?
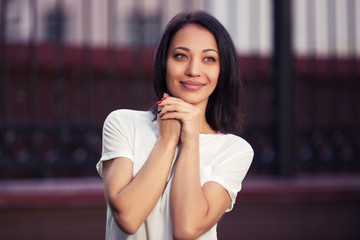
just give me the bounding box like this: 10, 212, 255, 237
180, 81, 206, 90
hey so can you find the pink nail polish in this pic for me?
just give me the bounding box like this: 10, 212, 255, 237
156, 101, 162, 105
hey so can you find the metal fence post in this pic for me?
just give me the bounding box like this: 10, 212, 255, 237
273, 0, 295, 177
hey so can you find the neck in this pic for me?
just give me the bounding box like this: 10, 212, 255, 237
197, 102, 216, 134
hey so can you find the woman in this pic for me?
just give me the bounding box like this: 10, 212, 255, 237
97, 10, 253, 240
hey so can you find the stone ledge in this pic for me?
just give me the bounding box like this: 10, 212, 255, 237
0, 177, 105, 208
238, 174, 360, 206
1, 174, 359, 209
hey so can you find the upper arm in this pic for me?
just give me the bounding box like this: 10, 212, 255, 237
102, 157, 133, 203
97, 110, 134, 177
195, 140, 253, 234
207, 140, 254, 212
201, 181, 232, 228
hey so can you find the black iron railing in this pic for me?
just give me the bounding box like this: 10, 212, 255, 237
0, 0, 359, 179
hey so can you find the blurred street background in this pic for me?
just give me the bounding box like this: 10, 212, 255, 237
0, 0, 359, 239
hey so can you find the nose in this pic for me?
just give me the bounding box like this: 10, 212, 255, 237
185, 59, 201, 77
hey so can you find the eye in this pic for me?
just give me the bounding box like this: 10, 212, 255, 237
204, 56, 216, 62
173, 53, 187, 60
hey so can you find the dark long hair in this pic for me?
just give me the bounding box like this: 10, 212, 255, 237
153, 10, 244, 134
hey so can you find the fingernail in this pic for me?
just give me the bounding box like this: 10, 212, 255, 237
157, 109, 162, 114
161, 97, 167, 101
156, 101, 162, 105
159, 114, 164, 118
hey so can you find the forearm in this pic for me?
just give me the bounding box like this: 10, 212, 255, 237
106, 138, 177, 233
170, 139, 211, 238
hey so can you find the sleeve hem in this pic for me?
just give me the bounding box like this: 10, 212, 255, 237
96, 151, 133, 177
201, 176, 240, 212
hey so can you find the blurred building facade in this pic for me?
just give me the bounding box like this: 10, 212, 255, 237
4, 0, 359, 55
0, 0, 359, 178
1, 1, 360, 240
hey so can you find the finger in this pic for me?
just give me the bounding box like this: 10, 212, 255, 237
157, 107, 163, 117
157, 102, 163, 115
159, 104, 196, 116
158, 97, 194, 110
160, 110, 199, 122
156, 93, 171, 106
159, 111, 188, 121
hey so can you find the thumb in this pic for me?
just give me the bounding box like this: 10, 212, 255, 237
163, 92, 170, 98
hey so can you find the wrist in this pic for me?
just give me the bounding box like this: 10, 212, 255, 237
157, 136, 179, 149
180, 136, 199, 148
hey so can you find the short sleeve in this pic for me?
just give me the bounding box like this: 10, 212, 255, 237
202, 138, 253, 212
96, 110, 134, 177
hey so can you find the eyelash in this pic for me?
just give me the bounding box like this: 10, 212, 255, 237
173, 53, 187, 59
204, 57, 216, 62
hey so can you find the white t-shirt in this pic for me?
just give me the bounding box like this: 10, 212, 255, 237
96, 109, 253, 240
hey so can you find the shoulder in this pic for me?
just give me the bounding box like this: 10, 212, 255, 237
103, 109, 153, 133
217, 134, 254, 164
105, 109, 152, 125
106, 109, 150, 120
220, 134, 253, 154
201, 133, 253, 164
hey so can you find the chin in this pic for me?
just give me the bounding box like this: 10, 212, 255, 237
183, 95, 208, 106
169, 88, 211, 106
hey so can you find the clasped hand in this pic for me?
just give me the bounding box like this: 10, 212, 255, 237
157, 93, 200, 145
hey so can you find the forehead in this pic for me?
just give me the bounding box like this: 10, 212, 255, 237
169, 24, 218, 51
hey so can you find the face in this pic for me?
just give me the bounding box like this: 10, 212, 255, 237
166, 24, 220, 107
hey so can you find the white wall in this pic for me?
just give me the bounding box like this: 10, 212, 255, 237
2, 0, 359, 57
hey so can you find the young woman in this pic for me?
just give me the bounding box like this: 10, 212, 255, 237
97, 10, 253, 240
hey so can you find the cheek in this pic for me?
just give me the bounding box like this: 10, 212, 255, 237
209, 68, 220, 85
165, 61, 182, 85
165, 61, 172, 85
165, 69, 175, 95
165, 60, 175, 81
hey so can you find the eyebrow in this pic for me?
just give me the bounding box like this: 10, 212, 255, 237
173, 46, 218, 54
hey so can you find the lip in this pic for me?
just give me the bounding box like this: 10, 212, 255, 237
179, 80, 206, 90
